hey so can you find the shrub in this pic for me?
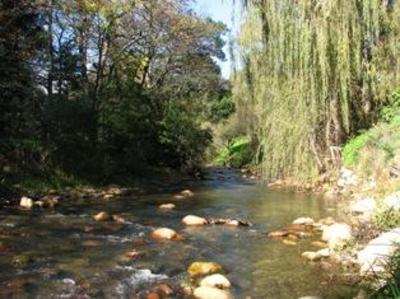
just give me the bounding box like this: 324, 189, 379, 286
342, 133, 371, 168
214, 135, 255, 168
373, 208, 400, 230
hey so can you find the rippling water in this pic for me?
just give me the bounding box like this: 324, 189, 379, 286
0, 169, 358, 298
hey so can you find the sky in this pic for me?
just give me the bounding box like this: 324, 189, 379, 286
193, 0, 242, 79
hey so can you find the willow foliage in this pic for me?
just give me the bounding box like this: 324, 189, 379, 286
235, 0, 400, 179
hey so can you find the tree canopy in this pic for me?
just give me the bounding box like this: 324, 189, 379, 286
0, 0, 232, 187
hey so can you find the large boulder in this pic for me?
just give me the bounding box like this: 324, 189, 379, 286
200, 274, 231, 289
350, 197, 376, 215
357, 227, 400, 275
187, 262, 223, 277
182, 215, 208, 226
151, 228, 179, 240
193, 286, 234, 299
322, 223, 352, 249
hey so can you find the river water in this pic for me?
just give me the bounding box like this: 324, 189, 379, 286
0, 169, 358, 298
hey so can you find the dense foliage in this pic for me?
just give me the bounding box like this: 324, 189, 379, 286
0, 0, 230, 189
236, 0, 400, 179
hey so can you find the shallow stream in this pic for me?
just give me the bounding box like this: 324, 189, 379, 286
0, 169, 358, 298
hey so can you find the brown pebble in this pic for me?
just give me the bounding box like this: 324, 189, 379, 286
267, 230, 289, 238
124, 250, 144, 259
93, 211, 111, 222
286, 224, 305, 231
112, 215, 126, 223
147, 292, 160, 299
282, 239, 297, 246
158, 284, 174, 296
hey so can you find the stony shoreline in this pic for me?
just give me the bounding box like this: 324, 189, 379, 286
267, 166, 400, 298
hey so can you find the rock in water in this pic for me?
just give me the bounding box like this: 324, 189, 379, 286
267, 230, 289, 238
322, 223, 352, 249
292, 217, 314, 225
93, 212, 111, 222
147, 292, 160, 299
151, 228, 179, 240
193, 286, 234, 299
159, 203, 176, 210
182, 215, 208, 226
181, 189, 194, 197
200, 274, 231, 289
124, 250, 144, 259
20, 196, 34, 209
302, 251, 322, 262
282, 240, 297, 246
157, 284, 174, 296
187, 262, 223, 277
112, 214, 126, 223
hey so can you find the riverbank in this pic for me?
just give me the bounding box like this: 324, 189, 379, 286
0, 165, 202, 209
266, 164, 400, 298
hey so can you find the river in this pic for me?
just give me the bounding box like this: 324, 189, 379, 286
0, 168, 359, 298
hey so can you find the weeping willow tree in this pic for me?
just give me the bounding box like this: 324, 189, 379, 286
234, 0, 400, 179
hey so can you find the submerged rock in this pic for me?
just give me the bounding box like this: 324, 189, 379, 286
112, 214, 126, 223
193, 286, 234, 299
322, 223, 352, 249
93, 212, 111, 222
282, 239, 297, 246
200, 274, 231, 289
311, 241, 328, 248
210, 218, 252, 227
267, 230, 289, 238
151, 228, 179, 240
41, 195, 60, 208
159, 203, 176, 210
19, 197, 34, 209
124, 250, 144, 259
292, 217, 314, 225
181, 189, 195, 197
157, 284, 174, 296
302, 248, 330, 262
182, 215, 208, 226
174, 189, 195, 198
12, 254, 32, 267
302, 251, 322, 262
187, 262, 223, 277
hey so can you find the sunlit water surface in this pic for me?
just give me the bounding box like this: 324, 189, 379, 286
0, 169, 358, 298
